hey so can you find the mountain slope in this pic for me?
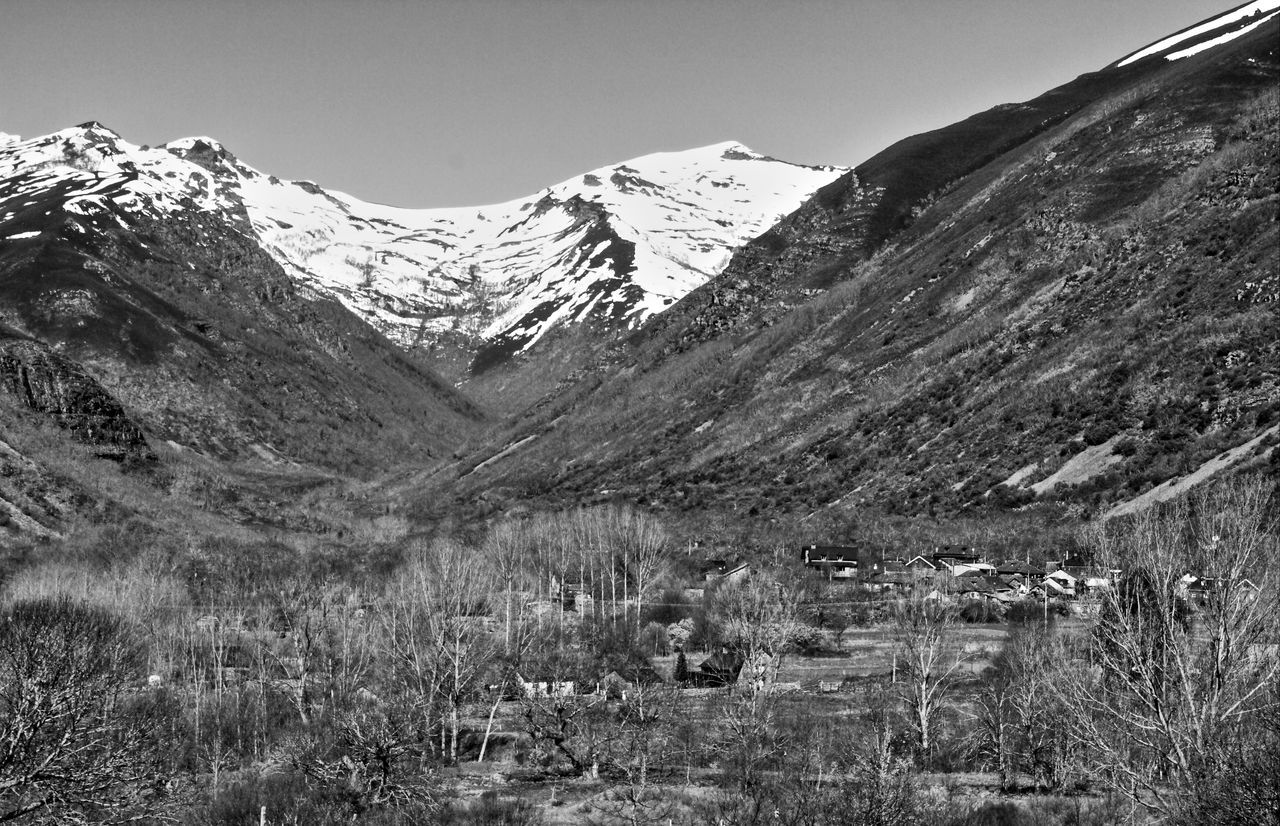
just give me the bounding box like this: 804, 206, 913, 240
428, 6, 1280, 521
0, 158, 483, 475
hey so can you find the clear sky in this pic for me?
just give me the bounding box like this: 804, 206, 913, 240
1, 0, 1237, 208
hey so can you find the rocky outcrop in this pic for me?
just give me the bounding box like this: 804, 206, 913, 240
0, 336, 149, 456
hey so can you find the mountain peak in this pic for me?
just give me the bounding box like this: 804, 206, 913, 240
0, 122, 846, 370
73, 120, 121, 136
163, 136, 230, 154
162, 136, 240, 171
713, 140, 765, 158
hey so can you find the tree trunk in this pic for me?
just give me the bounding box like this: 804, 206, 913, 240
478, 689, 503, 763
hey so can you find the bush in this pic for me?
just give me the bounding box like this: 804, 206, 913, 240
436, 791, 544, 825
1082, 423, 1117, 447
0, 598, 179, 822
958, 599, 1002, 623
641, 588, 694, 626
185, 769, 437, 826
1113, 437, 1139, 457
1004, 600, 1065, 625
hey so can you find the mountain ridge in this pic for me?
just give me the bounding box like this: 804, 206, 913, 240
1, 128, 845, 376
420, 8, 1280, 523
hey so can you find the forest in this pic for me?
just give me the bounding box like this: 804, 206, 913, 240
1, 476, 1276, 824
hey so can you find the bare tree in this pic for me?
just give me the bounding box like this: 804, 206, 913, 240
1064, 476, 1279, 817
486, 518, 530, 656
603, 506, 669, 632
697, 718, 917, 826
890, 597, 968, 766
0, 599, 176, 823
969, 645, 1016, 789
287, 704, 435, 815
699, 573, 806, 799
382, 538, 496, 762
705, 573, 805, 703
258, 581, 348, 726
971, 622, 1076, 791
520, 690, 609, 778
591, 682, 686, 825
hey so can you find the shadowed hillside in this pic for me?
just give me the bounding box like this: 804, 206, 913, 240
429, 15, 1280, 522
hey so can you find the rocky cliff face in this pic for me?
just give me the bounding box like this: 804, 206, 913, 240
0, 336, 148, 457
0, 164, 484, 473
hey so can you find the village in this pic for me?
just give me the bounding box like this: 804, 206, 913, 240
2, 484, 1275, 824
498, 535, 1261, 702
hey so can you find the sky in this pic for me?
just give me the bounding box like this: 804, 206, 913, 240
0, 0, 1242, 208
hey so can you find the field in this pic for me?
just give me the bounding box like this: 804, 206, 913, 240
428, 618, 1105, 824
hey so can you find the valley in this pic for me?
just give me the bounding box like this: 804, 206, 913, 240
0, 2, 1278, 824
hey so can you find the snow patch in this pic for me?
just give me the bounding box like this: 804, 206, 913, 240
1, 126, 846, 354
1116, 1, 1280, 67
1164, 10, 1279, 60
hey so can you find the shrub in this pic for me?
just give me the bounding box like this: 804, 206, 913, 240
0, 599, 180, 822
436, 791, 544, 825
958, 599, 1002, 624
641, 587, 694, 626
1113, 436, 1139, 457
1082, 423, 1117, 447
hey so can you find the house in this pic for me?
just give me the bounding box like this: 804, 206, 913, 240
905, 555, 939, 571
957, 577, 996, 600
516, 673, 576, 698
951, 561, 998, 576
957, 574, 1013, 601
1043, 576, 1074, 598
598, 671, 634, 700
998, 573, 1022, 592
1061, 555, 1094, 577
1184, 575, 1230, 603
1046, 570, 1078, 594
997, 561, 1046, 578
558, 583, 593, 612
933, 546, 981, 567
868, 570, 915, 593
980, 574, 1016, 594
1081, 576, 1110, 594
695, 648, 744, 688
800, 545, 865, 580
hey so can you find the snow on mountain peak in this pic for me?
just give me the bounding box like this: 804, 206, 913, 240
225, 137, 848, 356
0, 124, 846, 363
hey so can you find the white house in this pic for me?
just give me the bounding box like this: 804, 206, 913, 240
1045, 570, 1077, 596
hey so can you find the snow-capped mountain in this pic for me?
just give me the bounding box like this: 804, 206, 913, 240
0, 126, 844, 363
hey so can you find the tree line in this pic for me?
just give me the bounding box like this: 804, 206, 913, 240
0, 481, 1276, 824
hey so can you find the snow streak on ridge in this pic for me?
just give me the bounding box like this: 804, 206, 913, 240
1116, 0, 1280, 67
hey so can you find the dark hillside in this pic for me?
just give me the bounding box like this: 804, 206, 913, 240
0, 180, 484, 476
628, 55, 1181, 364
426, 17, 1280, 522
